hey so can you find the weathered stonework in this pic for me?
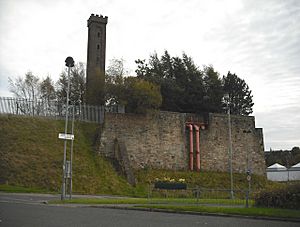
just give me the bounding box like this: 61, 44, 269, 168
99, 112, 187, 170
98, 111, 266, 175
199, 113, 265, 175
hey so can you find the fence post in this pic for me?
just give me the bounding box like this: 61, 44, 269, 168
147, 183, 151, 203
196, 186, 200, 205
101, 106, 104, 124
79, 103, 82, 121
245, 190, 249, 208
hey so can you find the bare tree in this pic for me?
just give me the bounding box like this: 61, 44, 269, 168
106, 58, 127, 84
8, 72, 41, 114
9, 72, 41, 100
105, 58, 127, 106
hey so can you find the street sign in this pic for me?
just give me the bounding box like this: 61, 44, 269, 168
58, 133, 74, 140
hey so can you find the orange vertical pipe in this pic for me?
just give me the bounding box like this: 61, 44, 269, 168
187, 124, 194, 171
194, 125, 200, 171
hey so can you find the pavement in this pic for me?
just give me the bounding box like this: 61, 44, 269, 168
0, 192, 129, 204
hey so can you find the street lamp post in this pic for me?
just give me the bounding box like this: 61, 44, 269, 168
224, 93, 234, 199
61, 56, 74, 200
243, 129, 252, 207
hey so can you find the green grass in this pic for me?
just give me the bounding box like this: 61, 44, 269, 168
136, 205, 300, 219
51, 197, 253, 206
50, 197, 299, 219
52, 198, 148, 205
135, 169, 279, 191
0, 184, 50, 193
0, 115, 133, 195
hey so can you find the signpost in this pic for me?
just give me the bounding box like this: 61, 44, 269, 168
58, 133, 74, 140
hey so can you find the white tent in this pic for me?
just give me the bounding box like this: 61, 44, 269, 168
289, 162, 300, 180
267, 163, 288, 181
267, 163, 287, 170
291, 162, 300, 168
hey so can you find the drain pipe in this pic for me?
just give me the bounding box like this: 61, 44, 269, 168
187, 124, 194, 171
194, 125, 200, 171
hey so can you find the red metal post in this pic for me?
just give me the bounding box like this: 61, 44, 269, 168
194, 125, 200, 171
187, 124, 194, 171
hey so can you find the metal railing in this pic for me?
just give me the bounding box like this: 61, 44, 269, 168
0, 97, 105, 124
148, 186, 255, 208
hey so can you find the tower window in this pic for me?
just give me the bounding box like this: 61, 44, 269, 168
98, 32, 100, 38
97, 44, 100, 50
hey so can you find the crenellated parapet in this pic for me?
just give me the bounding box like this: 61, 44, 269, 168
87, 14, 108, 26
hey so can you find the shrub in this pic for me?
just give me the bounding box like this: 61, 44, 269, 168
255, 183, 300, 209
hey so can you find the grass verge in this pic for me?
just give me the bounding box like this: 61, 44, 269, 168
0, 184, 50, 193
50, 197, 299, 219
51, 197, 253, 206
136, 205, 300, 219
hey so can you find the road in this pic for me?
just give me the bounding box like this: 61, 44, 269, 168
0, 193, 299, 227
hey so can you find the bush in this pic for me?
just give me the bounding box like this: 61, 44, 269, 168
255, 183, 300, 209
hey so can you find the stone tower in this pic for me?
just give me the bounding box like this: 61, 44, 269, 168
86, 14, 108, 105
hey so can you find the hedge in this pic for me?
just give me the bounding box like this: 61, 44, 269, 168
255, 183, 300, 209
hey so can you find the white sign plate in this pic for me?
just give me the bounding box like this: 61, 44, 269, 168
58, 133, 74, 140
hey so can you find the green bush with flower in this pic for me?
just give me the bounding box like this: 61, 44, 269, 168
154, 177, 187, 190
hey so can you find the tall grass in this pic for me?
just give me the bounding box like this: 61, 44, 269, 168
0, 115, 133, 195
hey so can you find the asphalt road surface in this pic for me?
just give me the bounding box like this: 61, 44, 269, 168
0, 193, 299, 227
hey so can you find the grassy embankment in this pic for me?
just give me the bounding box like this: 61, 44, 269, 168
0, 114, 133, 195
0, 114, 280, 197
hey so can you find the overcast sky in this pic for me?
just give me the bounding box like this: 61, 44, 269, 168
0, 0, 299, 150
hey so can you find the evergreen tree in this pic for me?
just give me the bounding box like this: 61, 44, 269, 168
136, 51, 207, 113
136, 51, 254, 115
222, 72, 254, 115
56, 62, 86, 105
56, 72, 68, 105
40, 76, 56, 105
70, 62, 86, 105
202, 65, 223, 113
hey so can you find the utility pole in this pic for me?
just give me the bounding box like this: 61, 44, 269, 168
69, 105, 75, 199
243, 129, 252, 207
61, 56, 74, 200
224, 93, 234, 199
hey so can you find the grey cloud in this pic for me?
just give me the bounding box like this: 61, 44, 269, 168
256, 106, 300, 149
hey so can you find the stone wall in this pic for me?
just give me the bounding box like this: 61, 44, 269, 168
98, 111, 266, 175
99, 112, 187, 170
199, 113, 265, 175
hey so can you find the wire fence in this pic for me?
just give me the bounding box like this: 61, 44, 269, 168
148, 186, 255, 208
0, 97, 105, 124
